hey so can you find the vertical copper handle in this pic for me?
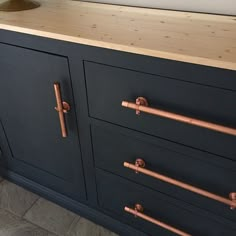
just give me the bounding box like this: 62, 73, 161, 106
124, 160, 236, 209
122, 97, 236, 136
125, 204, 191, 236
54, 82, 70, 138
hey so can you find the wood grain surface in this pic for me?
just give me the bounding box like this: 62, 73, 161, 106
0, 0, 236, 70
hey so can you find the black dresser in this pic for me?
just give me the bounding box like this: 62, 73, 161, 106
0, 30, 235, 236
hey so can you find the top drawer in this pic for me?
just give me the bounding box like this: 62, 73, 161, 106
85, 61, 236, 161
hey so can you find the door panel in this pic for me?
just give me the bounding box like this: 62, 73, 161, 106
0, 44, 86, 200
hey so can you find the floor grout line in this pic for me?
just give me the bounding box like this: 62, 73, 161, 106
22, 196, 41, 219
65, 214, 81, 236
24, 217, 60, 236
0, 179, 57, 234
0, 198, 59, 236
0, 179, 118, 236
21, 197, 61, 235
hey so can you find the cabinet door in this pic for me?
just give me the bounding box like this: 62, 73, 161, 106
0, 44, 86, 200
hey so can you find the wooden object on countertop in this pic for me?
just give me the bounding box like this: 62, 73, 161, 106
0, 0, 40, 12
0, 0, 235, 70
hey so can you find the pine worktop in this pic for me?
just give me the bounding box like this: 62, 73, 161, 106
0, 0, 236, 70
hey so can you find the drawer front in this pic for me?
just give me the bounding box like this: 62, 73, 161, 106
96, 169, 235, 236
92, 124, 236, 222
85, 61, 236, 161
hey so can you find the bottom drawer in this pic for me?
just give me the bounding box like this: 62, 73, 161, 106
96, 169, 235, 236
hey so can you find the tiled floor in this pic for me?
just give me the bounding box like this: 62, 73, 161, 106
0, 177, 118, 236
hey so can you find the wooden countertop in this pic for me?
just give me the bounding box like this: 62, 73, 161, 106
0, 0, 236, 70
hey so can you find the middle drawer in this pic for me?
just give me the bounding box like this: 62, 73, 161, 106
91, 124, 236, 223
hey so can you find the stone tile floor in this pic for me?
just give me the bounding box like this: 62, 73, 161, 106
0, 177, 118, 236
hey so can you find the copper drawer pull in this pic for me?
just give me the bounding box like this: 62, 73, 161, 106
53, 82, 70, 138
125, 204, 191, 236
124, 159, 236, 209
122, 97, 236, 136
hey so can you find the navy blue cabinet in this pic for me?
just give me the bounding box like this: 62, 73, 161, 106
0, 30, 235, 236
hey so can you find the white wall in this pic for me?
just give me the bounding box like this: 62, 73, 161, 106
82, 0, 236, 15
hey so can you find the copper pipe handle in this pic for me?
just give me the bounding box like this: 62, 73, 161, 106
53, 82, 70, 138
125, 204, 191, 236
121, 97, 236, 136
124, 160, 236, 210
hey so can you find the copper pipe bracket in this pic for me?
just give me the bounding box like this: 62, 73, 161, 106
229, 192, 236, 210
135, 158, 146, 174
55, 101, 70, 113
135, 97, 148, 115
134, 203, 144, 217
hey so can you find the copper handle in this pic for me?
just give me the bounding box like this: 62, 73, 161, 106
125, 204, 191, 236
124, 160, 236, 209
122, 97, 236, 136
53, 82, 70, 138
